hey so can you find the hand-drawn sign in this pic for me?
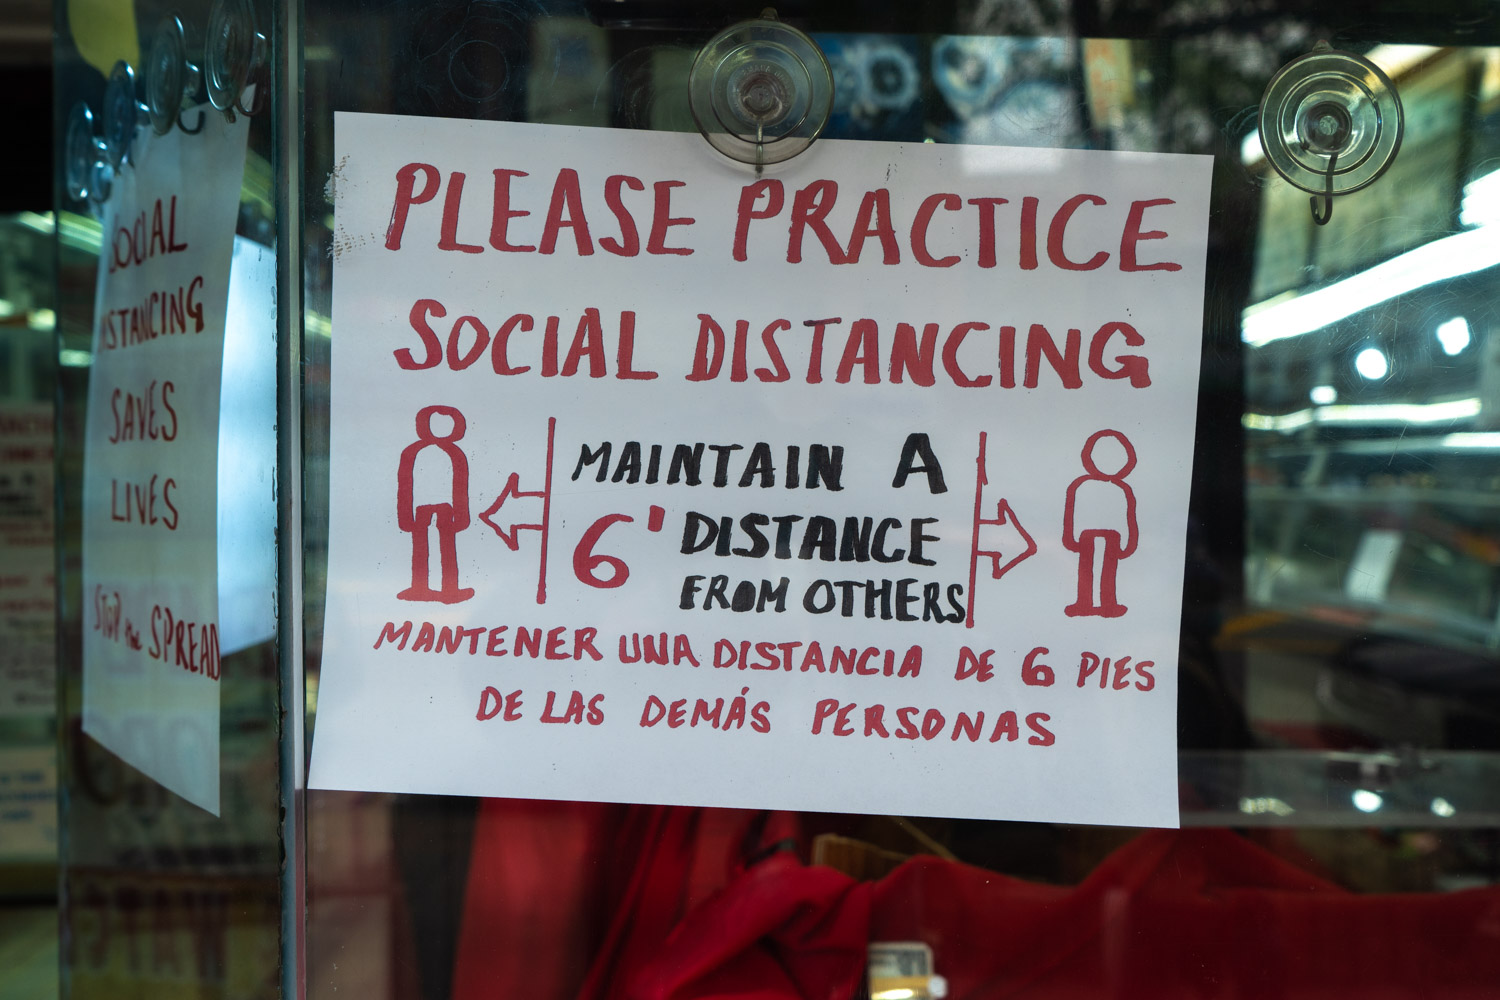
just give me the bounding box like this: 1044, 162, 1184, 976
82, 111, 248, 815
310, 114, 1211, 828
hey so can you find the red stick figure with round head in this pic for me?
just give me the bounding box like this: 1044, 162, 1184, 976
1062, 429, 1137, 618
396, 404, 475, 603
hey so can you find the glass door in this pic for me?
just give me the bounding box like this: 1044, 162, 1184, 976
293, 3, 1500, 998
46, 0, 1500, 997
51, 0, 284, 996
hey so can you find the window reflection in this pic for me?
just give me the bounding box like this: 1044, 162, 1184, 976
290, 15, 1500, 1000
1241, 44, 1500, 755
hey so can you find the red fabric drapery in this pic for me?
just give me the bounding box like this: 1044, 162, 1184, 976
453, 802, 1500, 1000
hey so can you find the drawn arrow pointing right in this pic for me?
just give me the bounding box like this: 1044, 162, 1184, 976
976, 498, 1038, 582
966, 430, 1039, 629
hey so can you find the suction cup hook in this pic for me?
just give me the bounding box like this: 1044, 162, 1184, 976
1310, 150, 1338, 225
65, 102, 114, 216
1259, 42, 1403, 227
688, 9, 834, 172
146, 14, 206, 135
205, 0, 268, 122
102, 60, 148, 169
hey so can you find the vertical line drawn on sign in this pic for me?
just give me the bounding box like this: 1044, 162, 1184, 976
967, 431, 988, 629
538, 416, 555, 605
967, 431, 1040, 629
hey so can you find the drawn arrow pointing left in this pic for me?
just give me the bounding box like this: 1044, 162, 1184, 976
478, 472, 545, 551
475, 417, 555, 604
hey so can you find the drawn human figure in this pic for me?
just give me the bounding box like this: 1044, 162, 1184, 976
1062, 429, 1138, 618
396, 404, 475, 603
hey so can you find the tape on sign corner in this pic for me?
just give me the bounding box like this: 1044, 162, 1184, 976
69, 0, 141, 77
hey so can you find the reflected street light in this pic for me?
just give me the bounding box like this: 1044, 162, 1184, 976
1436, 316, 1471, 356
1355, 347, 1389, 380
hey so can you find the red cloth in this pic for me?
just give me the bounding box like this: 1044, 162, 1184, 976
451, 801, 801, 1000
455, 812, 1500, 1000
623, 829, 1500, 1000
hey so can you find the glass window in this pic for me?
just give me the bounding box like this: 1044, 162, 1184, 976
37, 2, 1500, 997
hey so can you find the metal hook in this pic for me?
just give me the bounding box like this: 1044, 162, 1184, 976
65, 101, 113, 213
103, 61, 147, 168
205, 0, 268, 122
146, 14, 212, 137
1310, 149, 1338, 226
1261, 47, 1402, 210
236, 58, 267, 117
687, 13, 832, 168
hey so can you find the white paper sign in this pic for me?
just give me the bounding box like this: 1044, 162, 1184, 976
82, 113, 248, 815
311, 113, 1211, 827
217, 237, 278, 656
